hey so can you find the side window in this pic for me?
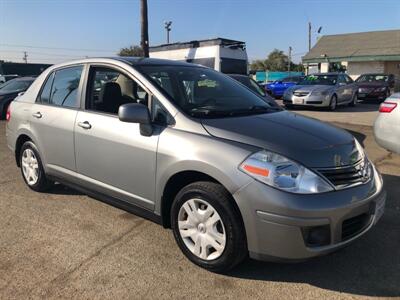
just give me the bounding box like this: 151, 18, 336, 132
86, 66, 149, 115
345, 75, 353, 84
151, 96, 173, 125
338, 75, 346, 84
38, 72, 55, 104
50, 66, 83, 108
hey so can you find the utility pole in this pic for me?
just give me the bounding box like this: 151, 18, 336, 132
288, 46, 292, 74
140, 0, 149, 57
308, 22, 311, 51
23, 51, 28, 63
164, 21, 172, 44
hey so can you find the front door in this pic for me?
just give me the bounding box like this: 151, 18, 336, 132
74, 65, 158, 210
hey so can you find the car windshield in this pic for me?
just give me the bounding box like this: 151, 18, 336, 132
0, 80, 33, 92
356, 75, 389, 83
138, 65, 279, 118
299, 75, 337, 85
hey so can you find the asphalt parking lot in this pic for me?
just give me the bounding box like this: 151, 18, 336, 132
0, 107, 399, 299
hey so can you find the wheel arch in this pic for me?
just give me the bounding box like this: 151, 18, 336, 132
15, 134, 33, 167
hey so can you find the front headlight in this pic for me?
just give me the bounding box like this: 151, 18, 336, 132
239, 150, 333, 194
375, 87, 387, 92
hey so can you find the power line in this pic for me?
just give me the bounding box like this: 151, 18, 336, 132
0, 43, 117, 53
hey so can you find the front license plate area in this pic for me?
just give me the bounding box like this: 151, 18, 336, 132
293, 98, 304, 104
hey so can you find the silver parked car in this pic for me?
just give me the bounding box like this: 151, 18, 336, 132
283, 73, 358, 110
374, 93, 400, 154
6, 58, 386, 271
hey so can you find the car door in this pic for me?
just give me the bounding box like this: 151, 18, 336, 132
29, 65, 84, 173
336, 75, 348, 103
74, 65, 158, 210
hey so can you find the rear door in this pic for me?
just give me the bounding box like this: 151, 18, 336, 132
73, 65, 159, 210
29, 65, 84, 173
336, 75, 348, 103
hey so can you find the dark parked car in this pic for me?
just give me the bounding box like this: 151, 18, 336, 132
0, 77, 35, 119
265, 75, 304, 98
227, 74, 279, 107
355, 73, 395, 101
0, 74, 19, 84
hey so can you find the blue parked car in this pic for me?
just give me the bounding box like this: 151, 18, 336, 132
265, 75, 304, 98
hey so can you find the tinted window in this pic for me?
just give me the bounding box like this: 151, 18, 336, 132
50, 66, 83, 108
87, 67, 149, 115
299, 75, 338, 85
356, 74, 389, 83
39, 73, 55, 104
0, 79, 33, 93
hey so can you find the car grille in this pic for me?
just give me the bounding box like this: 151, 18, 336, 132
358, 87, 373, 93
293, 91, 309, 97
341, 213, 371, 241
317, 158, 371, 189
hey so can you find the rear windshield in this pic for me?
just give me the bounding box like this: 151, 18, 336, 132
0, 80, 33, 92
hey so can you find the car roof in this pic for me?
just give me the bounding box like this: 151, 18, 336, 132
358, 73, 392, 76
308, 72, 342, 76
226, 74, 249, 78
113, 56, 204, 67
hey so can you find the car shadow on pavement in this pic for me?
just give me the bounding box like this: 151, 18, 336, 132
48, 183, 84, 196
227, 173, 400, 298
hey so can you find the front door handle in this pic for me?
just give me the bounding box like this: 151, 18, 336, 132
32, 112, 42, 119
78, 121, 92, 130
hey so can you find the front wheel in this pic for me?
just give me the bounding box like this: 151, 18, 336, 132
328, 95, 337, 111
20, 141, 53, 192
171, 182, 247, 272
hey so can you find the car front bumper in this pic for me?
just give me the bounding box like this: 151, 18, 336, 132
232, 164, 385, 261
357, 90, 387, 100
283, 93, 331, 107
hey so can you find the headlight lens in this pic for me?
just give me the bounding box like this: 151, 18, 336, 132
239, 150, 333, 194
375, 87, 387, 92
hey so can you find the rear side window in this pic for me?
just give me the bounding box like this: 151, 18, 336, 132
51, 66, 83, 107
38, 65, 83, 108
39, 72, 55, 104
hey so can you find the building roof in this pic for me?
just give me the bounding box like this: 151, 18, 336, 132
150, 37, 245, 52
302, 29, 400, 63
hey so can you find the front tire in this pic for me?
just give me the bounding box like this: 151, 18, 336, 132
171, 182, 247, 272
328, 94, 337, 111
20, 141, 53, 192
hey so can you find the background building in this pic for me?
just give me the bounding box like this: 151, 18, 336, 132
302, 29, 400, 90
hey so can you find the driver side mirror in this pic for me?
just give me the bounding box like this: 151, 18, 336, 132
118, 103, 153, 136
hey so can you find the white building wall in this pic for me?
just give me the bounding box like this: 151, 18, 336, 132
320, 62, 329, 73
347, 61, 385, 80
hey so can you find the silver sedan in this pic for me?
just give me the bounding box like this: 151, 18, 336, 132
283, 73, 358, 110
374, 93, 400, 154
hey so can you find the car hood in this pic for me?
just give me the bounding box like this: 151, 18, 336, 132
201, 111, 360, 168
290, 85, 333, 93
356, 82, 388, 88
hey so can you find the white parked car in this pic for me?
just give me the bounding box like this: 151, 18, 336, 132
374, 93, 400, 154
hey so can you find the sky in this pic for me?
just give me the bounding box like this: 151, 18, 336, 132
1, 0, 400, 64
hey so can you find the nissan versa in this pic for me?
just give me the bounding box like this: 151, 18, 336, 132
5, 58, 386, 272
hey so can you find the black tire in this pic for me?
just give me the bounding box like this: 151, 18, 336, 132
171, 181, 247, 272
349, 92, 357, 107
19, 141, 53, 192
328, 94, 337, 111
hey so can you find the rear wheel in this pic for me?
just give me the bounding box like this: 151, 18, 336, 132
171, 182, 247, 272
20, 141, 53, 192
328, 94, 337, 111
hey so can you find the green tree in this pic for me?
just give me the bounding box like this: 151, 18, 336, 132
117, 45, 144, 57
249, 49, 304, 72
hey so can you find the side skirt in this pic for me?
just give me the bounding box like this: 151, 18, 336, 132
47, 175, 163, 225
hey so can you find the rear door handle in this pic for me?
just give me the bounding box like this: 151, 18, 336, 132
78, 121, 92, 130
32, 112, 42, 119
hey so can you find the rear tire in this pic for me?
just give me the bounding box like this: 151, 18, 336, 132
349, 93, 357, 107
20, 141, 53, 192
171, 181, 247, 272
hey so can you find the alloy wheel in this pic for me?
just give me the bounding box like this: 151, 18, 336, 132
177, 198, 226, 260
21, 149, 39, 185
